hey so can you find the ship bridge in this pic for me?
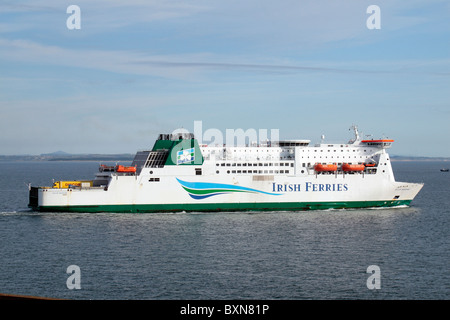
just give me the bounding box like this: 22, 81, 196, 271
361, 139, 394, 149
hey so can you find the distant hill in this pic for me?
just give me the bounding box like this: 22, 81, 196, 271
0, 153, 134, 161
390, 155, 450, 161
40, 151, 71, 156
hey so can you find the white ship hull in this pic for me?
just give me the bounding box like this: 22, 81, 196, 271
28, 127, 424, 213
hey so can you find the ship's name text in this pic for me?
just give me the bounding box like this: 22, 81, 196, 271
272, 182, 348, 192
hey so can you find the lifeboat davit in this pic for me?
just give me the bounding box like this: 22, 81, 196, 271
342, 163, 365, 172
99, 164, 115, 172
314, 163, 338, 172
115, 165, 136, 173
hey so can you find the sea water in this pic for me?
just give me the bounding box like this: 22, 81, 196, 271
0, 161, 448, 300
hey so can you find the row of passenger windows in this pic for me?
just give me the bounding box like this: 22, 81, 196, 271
216, 162, 294, 167
301, 155, 371, 159
305, 149, 370, 153
206, 148, 371, 153
217, 170, 290, 174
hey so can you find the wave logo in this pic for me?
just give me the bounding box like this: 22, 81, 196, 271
177, 148, 195, 165
176, 178, 282, 200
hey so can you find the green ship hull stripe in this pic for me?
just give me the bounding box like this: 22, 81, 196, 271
32, 200, 412, 213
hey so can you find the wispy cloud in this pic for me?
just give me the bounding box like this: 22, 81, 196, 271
1, 37, 448, 80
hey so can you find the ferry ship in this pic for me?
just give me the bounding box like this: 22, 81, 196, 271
28, 126, 423, 213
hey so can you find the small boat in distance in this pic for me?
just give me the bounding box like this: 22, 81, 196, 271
440, 168, 449, 172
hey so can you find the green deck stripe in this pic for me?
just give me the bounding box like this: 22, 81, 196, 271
32, 200, 412, 213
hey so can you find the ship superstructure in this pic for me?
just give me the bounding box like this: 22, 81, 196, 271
28, 126, 423, 213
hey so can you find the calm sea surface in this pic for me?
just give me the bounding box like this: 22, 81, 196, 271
0, 161, 448, 300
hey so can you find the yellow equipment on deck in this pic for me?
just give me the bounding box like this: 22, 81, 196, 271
52, 181, 93, 188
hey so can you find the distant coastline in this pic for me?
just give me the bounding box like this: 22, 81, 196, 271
0, 153, 134, 162
390, 156, 450, 162
0, 153, 448, 162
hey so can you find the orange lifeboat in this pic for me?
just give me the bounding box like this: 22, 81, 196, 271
314, 163, 338, 172
115, 165, 136, 173
364, 162, 376, 167
342, 163, 365, 172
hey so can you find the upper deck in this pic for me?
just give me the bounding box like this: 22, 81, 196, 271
125, 126, 393, 179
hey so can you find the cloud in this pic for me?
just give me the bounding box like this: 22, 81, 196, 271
0, 0, 211, 33
1, 37, 448, 82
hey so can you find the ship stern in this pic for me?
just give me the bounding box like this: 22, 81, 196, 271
28, 186, 40, 211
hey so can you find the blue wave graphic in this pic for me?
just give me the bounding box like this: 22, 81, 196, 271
188, 193, 227, 200
176, 178, 282, 199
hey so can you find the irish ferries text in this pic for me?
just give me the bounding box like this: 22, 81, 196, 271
272, 182, 349, 192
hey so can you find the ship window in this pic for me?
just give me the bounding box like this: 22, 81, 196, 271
237, 170, 241, 173
221, 163, 225, 166
216, 170, 219, 174
285, 170, 290, 174
195, 168, 202, 175
232, 170, 236, 174
149, 178, 160, 182
227, 170, 230, 174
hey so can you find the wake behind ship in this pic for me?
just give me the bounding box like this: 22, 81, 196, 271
28, 126, 423, 213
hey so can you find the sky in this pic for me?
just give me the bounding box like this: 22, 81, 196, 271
0, 0, 449, 156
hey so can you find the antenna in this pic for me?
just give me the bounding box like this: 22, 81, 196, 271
350, 125, 360, 141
